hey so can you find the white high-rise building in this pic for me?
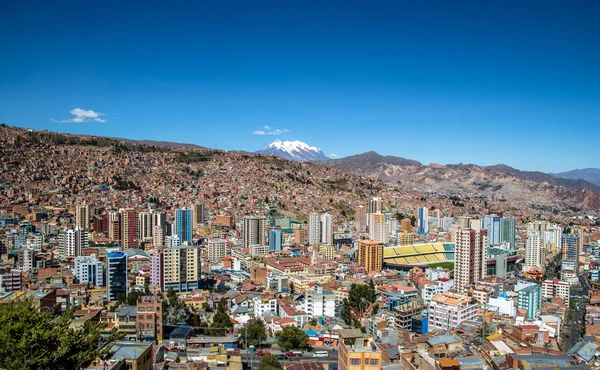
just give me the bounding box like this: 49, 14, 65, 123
166, 235, 180, 248
453, 228, 488, 292
368, 198, 383, 227
18, 248, 36, 272
320, 213, 333, 245
62, 227, 89, 258
74, 254, 104, 287
308, 213, 320, 245
369, 213, 388, 243
525, 231, 544, 271
138, 211, 154, 241
208, 238, 227, 262
544, 227, 563, 252
243, 216, 266, 248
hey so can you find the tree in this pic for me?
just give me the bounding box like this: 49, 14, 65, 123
289, 282, 295, 294
275, 326, 309, 351
340, 281, 378, 328
259, 354, 283, 370
239, 319, 267, 348
209, 298, 233, 336
0, 300, 121, 370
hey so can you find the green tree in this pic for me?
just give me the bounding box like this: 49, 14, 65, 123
240, 319, 267, 348
340, 281, 378, 328
275, 326, 309, 351
289, 281, 295, 294
0, 300, 120, 370
259, 354, 283, 370
209, 298, 233, 336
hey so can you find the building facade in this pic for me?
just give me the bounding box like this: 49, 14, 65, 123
453, 228, 488, 292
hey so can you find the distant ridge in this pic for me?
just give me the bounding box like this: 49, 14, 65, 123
551, 168, 600, 187
322, 151, 422, 171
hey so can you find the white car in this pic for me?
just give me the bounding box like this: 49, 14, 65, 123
313, 351, 329, 358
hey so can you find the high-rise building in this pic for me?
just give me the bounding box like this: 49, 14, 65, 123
268, 229, 283, 252
399, 232, 415, 246
193, 203, 205, 227
428, 292, 479, 332
150, 253, 163, 291
61, 227, 89, 258
528, 221, 551, 236
440, 217, 454, 232
107, 251, 128, 301
175, 209, 193, 244
308, 213, 320, 245
517, 284, 541, 320
561, 234, 580, 272
544, 227, 563, 252
74, 254, 103, 287
453, 228, 488, 292
152, 212, 167, 234
163, 246, 202, 292
152, 225, 164, 248
400, 218, 412, 233
525, 231, 544, 271
417, 207, 429, 235
368, 198, 383, 216
243, 216, 266, 249
357, 239, 383, 274
355, 205, 367, 233
368, 213, 388, 243
456, 216, 471, 229
482, 214, 501, 245
18, 248, 36, 272
166, 235, 180, 248
107, 211, 120, 242
138, 211, 154, 241
75, 203, 89, 230
320, 213, 333, 245
338, 330, 382, 370
119, 208, 137, 249
500, 218, 516, 248
208, 238, 227, 262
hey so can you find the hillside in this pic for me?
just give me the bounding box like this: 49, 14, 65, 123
324, 152, 600, 211
552, 168, 600, 187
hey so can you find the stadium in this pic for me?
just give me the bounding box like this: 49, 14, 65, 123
383, 243, 455, 270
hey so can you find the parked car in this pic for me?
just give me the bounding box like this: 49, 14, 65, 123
285, 351, 303, 357
312, 351, 329, 358
255, 350, 270, 357
275, 354, 289, 360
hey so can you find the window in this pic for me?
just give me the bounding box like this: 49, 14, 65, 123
370, 359, 379, 366
138, 307, 145, 312
147, 306, 154, 311
350, 359, 361, 366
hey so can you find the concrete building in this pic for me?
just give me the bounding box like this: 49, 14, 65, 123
74, 254, 104, 287
150, 253, 163, 291
562, 234, 580, 272
62, 227, 89, 258
253, 296, 277, 317
136, 295, 164, 342
120, 208, 138, 249
357, 240, 383, 274
308, 213, 320, 246
428, 292, 479, 332
107, 251, 128, 301
75, 203, 89, 230
338, 329, 382, 370
542, 278, 570, 307
422, 279, 454, 302
18, 248, 35, 272
500, 218, 516, 248
453, 228, 488, 292
355, 205, 367, 233
193, 202, 205, 227
208, 238, 227, 262
518, 284, 541, 320
163, 246, 202, 292
138, 211, 154, 241
152, 225, 163, 248
0, 268, 22, 292
320, 213, 333, 245
525, 231, 544, 271
299, 285, 336, 318
243, 216, 266, 248
368, 213, 387, 243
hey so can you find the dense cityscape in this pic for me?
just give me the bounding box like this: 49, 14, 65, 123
1, 125, 600, 370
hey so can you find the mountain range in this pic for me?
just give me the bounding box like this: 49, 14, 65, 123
551, 168, 600, 187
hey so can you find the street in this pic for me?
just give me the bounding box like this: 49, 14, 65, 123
240, 348, 339, 369
561, 272, 590, 352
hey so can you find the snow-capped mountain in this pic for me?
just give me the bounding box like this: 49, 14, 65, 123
255, 139, 329, 162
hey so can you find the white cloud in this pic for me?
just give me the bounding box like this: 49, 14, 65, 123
253, 127, 290, 135
54, 108, 106, 123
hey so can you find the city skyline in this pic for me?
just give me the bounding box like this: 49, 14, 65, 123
1, 1, 599, 172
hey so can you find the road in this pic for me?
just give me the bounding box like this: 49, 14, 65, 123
240, 348, 338, 369
561, 272, 590, 352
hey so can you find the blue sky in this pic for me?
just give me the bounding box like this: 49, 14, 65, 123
1, 1, 598, 172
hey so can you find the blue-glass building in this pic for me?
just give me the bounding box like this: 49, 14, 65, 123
107, 251, 127, 301
268, 229, 283, 252
175, 209, 193, 244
